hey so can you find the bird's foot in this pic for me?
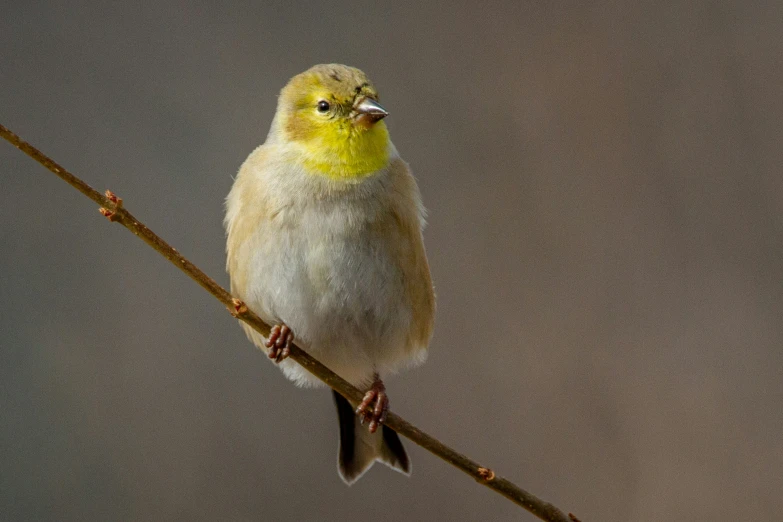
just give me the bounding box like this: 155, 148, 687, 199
356, 375, 388, 434
265, 323, 293, 363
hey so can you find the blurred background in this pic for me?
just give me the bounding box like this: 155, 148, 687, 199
1, 2, 781, 521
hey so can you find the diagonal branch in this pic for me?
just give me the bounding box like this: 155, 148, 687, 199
1, 123, 578, 522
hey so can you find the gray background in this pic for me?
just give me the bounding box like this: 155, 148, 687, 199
1, 2, 781, 521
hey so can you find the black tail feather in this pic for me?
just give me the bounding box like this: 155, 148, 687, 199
333, 389, 357, 477
332, 390, 410, 484
381, 425, 410, 473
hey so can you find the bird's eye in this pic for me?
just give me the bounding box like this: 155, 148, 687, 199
317, 100, 331, 113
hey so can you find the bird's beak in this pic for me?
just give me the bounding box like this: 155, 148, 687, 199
353, 97, 388, 128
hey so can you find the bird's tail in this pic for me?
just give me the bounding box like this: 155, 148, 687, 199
332, 390, 410, 484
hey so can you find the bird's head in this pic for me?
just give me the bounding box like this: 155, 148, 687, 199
274, 64, 391, 180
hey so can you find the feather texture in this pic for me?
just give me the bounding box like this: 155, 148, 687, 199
225, 143, 434, 387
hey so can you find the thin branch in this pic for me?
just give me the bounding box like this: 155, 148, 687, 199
1, 123, 578, 522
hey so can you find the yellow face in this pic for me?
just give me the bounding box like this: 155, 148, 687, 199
278, 64, 391, 180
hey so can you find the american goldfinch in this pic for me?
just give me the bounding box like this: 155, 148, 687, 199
224, 64, 435, 484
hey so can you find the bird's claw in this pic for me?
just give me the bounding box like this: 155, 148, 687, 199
265, 323, 293, 363
355, 377, 388, 434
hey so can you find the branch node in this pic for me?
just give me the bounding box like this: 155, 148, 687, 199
477, 467, 496, 481
568, 514, 582, 522
230, 298, 248, 317
99, 189, 123, 222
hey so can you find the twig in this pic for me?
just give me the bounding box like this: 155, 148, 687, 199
1, 123, 577, 522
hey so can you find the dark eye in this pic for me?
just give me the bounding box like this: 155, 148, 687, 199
317, 100, 330, 113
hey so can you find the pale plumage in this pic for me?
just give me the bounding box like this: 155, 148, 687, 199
225, 64, 435, 483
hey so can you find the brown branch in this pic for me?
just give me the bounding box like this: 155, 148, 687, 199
1, 122, 577, 522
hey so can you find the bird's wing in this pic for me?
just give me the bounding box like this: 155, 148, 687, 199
384, 157, 436, 356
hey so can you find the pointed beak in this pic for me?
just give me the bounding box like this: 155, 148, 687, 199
353, 97, 388, 126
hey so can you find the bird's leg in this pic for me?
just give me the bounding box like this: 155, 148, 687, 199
265, 323, 294, 363
355, 373, 388, 434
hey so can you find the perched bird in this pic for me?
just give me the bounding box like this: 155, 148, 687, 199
225, 64, 435, 484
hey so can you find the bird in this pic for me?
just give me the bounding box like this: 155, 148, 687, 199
224, 64, 435, 484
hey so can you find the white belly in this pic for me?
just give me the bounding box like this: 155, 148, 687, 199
242, 189, 412, 387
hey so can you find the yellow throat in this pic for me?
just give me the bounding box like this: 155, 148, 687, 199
297, 120, 390, 180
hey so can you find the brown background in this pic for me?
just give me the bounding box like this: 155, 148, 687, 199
1, 2, 781, 521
